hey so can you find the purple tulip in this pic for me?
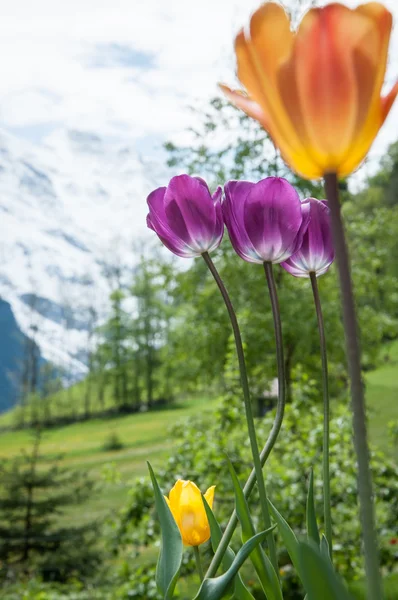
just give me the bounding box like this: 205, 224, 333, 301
223, 177, 310, 264
281, 198, 334, 278
146, 174, 224, 258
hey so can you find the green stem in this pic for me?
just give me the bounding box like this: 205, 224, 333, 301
205, 260, 286, 579
262, 262, 286, 449
310, 271, 332, 557
202, 252, 278, 575
324, 173, 382, 600
193, 545, 204, 582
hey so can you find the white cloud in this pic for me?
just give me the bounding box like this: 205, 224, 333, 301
0, 0, 396, 175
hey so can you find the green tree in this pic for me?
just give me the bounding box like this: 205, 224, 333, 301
130, 252, 176, 408
0, 429, 100, 583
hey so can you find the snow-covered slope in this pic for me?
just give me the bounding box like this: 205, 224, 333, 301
0, 127, 161, 380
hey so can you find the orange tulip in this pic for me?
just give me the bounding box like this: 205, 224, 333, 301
221, 2, 398, 180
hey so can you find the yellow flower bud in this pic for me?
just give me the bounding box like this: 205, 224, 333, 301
165, 480, 215, 547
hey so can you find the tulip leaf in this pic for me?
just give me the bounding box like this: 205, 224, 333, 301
298, 540, 353, 600
320, 534, 332, 563
306, 469, 320, 546
202, 494, 255, 600
227, 458, 282, 600
267, 500, 301, 575
147, 463, 183, 600
193, 528, 273, 600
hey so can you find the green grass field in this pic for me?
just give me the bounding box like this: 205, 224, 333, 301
0, 342, 396, 525
366, 340, 398, 454
0, 395, 216, 524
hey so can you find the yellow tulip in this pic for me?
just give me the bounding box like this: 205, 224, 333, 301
165, 480, 215, 546
221, 2, 398, 179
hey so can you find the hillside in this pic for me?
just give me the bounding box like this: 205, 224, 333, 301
0, 341, 396, 527
0, 394, 215, 525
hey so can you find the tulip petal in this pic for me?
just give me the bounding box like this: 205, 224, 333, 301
245, 5, 323, 177
291, 199, 311, 255
294, 4, 372, 166
339, 81, 398, 178
147, 186, 168, 224
230, 10, 324, 178
164, 175, 217, 252
225, 1, 396, 179
147, 190, 196, 258
223, 180, 261, 263
179, 480, 202, 506
281, 198, 334, 277
356, 2, 392, 101
381, 81, 398, 125
218, 85, 270, 131
336, 2, 393, 174
169, 480, 184, 514
204, 486, 216, 510
243, 177, 303, 263
212, 186, 222, 204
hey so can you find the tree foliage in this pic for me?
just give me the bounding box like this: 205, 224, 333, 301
0, 429, 101, 584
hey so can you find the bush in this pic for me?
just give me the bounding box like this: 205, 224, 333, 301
111, 379, 398, 597
102, 433, 124, 452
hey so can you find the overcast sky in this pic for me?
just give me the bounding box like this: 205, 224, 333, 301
0, 0, 397, 183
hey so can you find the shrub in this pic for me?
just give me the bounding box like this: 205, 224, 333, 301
111, 381, 398, 597
102, 433, 124, 452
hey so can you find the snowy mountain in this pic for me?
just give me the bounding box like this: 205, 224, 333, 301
0, 127, 162, 406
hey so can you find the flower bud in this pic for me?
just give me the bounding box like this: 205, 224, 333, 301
146, 175, 223, 258
223, 177, 310, 264
281, 198, 334, 278
165, 480, 215, 547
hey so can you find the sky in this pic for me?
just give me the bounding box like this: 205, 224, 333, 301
0, 0, 397, 183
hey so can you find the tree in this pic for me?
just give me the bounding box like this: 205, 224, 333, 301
130, 251, 177, 409
0, 428, 101, 583
96, 288, 131, 411
84, 306, 97, 418
17, 291, 41, 427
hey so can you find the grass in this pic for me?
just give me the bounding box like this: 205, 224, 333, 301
0, 341, 396, 525
350, 573, 398, 599
366, 340, 398, 455
0, 395, 216, 524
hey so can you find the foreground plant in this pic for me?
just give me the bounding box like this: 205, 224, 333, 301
146, 172, 344, 598
165, 480, 215, 580
144, 1, 397, 598
221, 2, 397, 597
282, 198, 334, 555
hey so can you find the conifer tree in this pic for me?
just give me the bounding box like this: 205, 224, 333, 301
0, 428, 101, 582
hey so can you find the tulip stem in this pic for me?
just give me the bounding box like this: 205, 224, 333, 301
204, 264, 286, 581
262, 261, 286, 468
324, 173, 382, 600
310, 271, 332, 557
193, 545, 204, 582
202, 252, 278, 576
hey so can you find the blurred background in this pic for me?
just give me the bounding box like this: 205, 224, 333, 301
0, 0, 397, 598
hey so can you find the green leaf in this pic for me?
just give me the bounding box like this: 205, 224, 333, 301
202, 494, 255, 600
306, 469, 320, 546
320, 534, 332, 564
193, 529, 273, 600
227, 458, 282, 600
147, 463, 183, 599
267, 500, 301, 575
298, 540, 353, 600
